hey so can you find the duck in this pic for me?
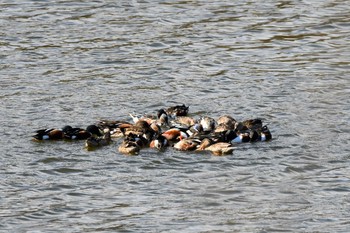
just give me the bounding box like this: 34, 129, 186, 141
196, 137, 214, 150
259, 125, 272, 141
173, 138, 199, 151
217, 115, 236, 126
231, 132, 250, 143
199, 116, 216, 132
129, 113, 153, 125
63, 127, 91, 140
161, 128, 188, 141
85, 128, 111, 149
165, 104, 189, 117
118, 139, 141, 155
186, 123, 203, 137
119, 120, 156, 142
156, 109, 170, 127
97, 119, 130, 129
235, 118, 263, 131
214, 122, 235, 133
218, 130, 250, 143
128, 109, 169, 127
95, 120, 130, 138
150, 135, 169, 150
170, 116, 197, 128
249, 130, 260, 142
118, 133, 148, 155
64, 124, 103, 140
32, 125, 72, 140
149, 122, 162, 136
215, 115, 236, 133
204, 142, 235, 156
110, 127, 125, 138
32, 105, 273, 155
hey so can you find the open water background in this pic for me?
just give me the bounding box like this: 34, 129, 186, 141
1, 0, 349, 232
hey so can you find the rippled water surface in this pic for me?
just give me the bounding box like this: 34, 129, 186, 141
1, 0, 350, 232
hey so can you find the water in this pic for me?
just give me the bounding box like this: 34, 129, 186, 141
1, 0, 350, 232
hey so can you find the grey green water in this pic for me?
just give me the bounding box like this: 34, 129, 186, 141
1, 0, 349, 232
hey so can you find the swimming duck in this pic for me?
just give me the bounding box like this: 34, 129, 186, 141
231, 132, 250, 143
170, 116, 197, 128
119, 120, 156, 142
64, 124, 103, 140
95, 120, 130, 138
118, 139, 141, 155
161, 128, 188, 141
259, 125, 272, 141
150, 135, 169, 150
97, 120, 130, 130
214, 123, 235, 133
217, 115, 236, 126
118, 132, 149, 155
173, 138, 199, 151
129, 109, 169, 127
149, 122, 162, 136
218, 130, 250, 143
237, 118, 263, 131
63, 127, 91, 140
165, 104, 189, 117
249, 130, 260, 142
204, 142, 235, 156
215, 115, 236, 133
196, 137, 214, 150
156, 109, 170, 127
200, 116, 216, 132
186, 123, 203, 137
129, 113, 152, 124
109, 127, 125, 138
85, 128, 111, 149
32, 105, 272, 155
32, 125, 72, 140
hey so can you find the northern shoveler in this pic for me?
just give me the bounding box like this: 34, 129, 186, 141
186, 123, 203, 137
217, 115, 236, 126
241, 118, 263, 131
32, 105, 272, 155
199, 116, 216, 132
118, 132, 149, 155
249, 130, 260, 142
196, 137, 214, 150
260, 125, 272, 141
170, 116, 197, 128
64, 124, 103, 140
231, 132, 250, 143
215, 115, 236, 133
32, 125, 73, 140
204, 142, 235, 156
165, 104, 189, 117
118, 139, 141, 155
218, 130, 250, 143
150, 135, 169, 150
173, 138, 199, 151
96, 120, 130, 138
119, 120, 156, 142
128, 109, 169, 127
162, 128, 188, 141
85, 128, 111, 149
156, 109, 170, 127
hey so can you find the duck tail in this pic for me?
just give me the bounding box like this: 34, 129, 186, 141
129, 113, 139, 123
